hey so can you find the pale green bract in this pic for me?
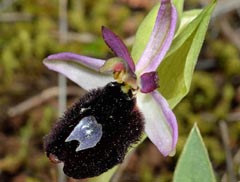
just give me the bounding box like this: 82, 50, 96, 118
132, 0, 216, 108
172, 0, 184, 20
175, 9, 202, 37
173, 124, 216, 182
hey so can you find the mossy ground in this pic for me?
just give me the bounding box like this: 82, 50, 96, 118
0, 0, 240, 181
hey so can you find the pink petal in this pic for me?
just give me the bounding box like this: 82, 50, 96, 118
102, 26, 135, 72
137, 90, 178, 156
136, 0, 177, 73
47, 52, 105, 71
43, 52, 113, 90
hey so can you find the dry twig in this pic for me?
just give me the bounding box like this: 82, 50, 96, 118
219, 120, 236, 182
0, 13, 32, 22
0, 0, 16, 11
222, 149, 240, 182
219, 16, 240, 50
7, 86, 84, 117
212, 0, 240, 19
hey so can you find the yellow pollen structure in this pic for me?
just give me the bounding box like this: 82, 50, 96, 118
99, 57, 138, 94
114, 70, 125, 83
114, 70, 138, 94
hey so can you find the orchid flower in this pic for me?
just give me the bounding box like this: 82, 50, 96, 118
44, 0, 178, 179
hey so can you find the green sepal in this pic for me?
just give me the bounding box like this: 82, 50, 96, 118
158, 0, 217, 108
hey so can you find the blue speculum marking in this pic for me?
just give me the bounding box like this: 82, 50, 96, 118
65, 116, 103, 151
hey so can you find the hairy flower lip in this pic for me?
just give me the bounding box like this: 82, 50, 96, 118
48, 153, 62, 164
44, 82, 145, 179
43, 0, 178, 158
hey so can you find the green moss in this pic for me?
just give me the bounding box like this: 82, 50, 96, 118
38, 106, 56, 134
190, 71, 217, 110
211, 40, 240, 76
204, 137, 225, 164
214, 84, 234, 120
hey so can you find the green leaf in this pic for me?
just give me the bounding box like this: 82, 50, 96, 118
175, 9, 202, 37
173, 124, 216, 182
173, 0, 184, 20
164, 9, 204, 59
158, 0, 216, 108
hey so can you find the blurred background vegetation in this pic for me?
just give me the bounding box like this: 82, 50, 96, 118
0, 0, 240, 181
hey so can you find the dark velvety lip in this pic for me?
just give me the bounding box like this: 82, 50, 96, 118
44, 82, 144, 179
